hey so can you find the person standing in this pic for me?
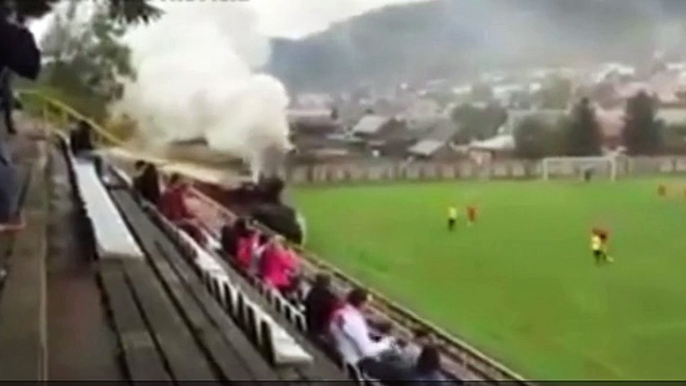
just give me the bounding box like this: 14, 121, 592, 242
0, 136, 20, 231
591, 228, 613, 265
466, 204, 478, 226
447, 205, 458, 231
0, 69, 15, 135
0, 69, 20, 231
0, 6, 40, 265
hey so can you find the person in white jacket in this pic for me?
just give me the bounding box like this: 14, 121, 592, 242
330, 288, 412, 383
330, 288, 392, 364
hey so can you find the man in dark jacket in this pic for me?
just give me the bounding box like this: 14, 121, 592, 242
69, 120, 95, 155
0, 70, 14, 135
0, 10, 40, 231
132, 161, 161, 206
304, 273, 339, 337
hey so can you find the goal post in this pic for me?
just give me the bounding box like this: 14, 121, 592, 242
541, 155, 626, 181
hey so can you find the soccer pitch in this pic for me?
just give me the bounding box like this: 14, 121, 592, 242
293, 179, 686, 380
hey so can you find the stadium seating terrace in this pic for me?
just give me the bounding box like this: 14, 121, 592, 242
0, 122, 351, 382
0, 118, 468, 385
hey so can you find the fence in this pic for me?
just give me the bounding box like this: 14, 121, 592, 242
287, 157, 686, 185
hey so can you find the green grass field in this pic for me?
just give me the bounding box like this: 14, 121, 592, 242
293, 179, 686, 380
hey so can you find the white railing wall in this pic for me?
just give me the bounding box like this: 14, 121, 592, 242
287, 157, 686, 185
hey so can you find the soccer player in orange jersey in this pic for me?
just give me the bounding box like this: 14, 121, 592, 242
466, 205, 477, 226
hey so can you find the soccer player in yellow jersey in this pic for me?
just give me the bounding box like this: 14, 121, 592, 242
591, 228, 613, 265
591, 230, 603, 265
447, 206, 458, 231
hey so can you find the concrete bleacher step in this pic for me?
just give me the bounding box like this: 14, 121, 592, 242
162, 222, 347, 382
0, 141, 48, 380
70, 157, 144, 260
57, 138, 169, 381
70, 162, 215, 379
104, 170, 349, 383
99, 260, 170, 381
45, 143, 122, 380
109, 189, 282, 383
122, 259, 217, 380
66, 152, 344, 382
66, 151, 211, 380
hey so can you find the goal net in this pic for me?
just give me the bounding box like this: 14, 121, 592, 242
541, 156, 627, 181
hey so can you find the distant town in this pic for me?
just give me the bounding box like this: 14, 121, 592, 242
288, 57, 686, 165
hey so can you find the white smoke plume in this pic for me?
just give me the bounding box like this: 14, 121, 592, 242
114, 2, 291, 180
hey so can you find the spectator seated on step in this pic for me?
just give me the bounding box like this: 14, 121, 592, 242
411, 345, 446, 385
132, 160, 161, 207
221, 217, 247, 259
236, 227, 259, 272
249, 232, 270, 277
160, 173, 205, 246
259, 235, 300, 294
397, 327, 432, 367
304, 273, 340, 338
329, 288, 412, 383
69, 120, 95, 156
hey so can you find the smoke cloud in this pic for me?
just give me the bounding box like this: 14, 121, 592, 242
113, 2, 291, 179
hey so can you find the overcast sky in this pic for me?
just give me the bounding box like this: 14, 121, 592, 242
29, 0, 432, 41
248, 0, 431, 38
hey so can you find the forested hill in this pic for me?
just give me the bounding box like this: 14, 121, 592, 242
267, 0, 686, 93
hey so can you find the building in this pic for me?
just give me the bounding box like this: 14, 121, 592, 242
407, 118, 461, 159
467, 134, 516, 161
351, 114, 413, 157
351, 115, 396, 138
288, 109, 354, 162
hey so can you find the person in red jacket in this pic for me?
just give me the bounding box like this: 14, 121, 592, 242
160, 173, 205, 246
236, 228, 259, 272
260, 236, 299, 293
160, 174, 191, 222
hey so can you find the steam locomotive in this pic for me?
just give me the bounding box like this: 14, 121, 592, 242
195, 175, 305, 245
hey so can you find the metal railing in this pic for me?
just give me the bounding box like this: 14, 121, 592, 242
17, 90, 128, 148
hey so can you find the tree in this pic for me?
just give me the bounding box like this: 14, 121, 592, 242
6, 0, 160, 25
38, 0, 136, 123
622, 91, 662, 155
514, 117, 563, 159
450, 102, 506, 143
537, 75, 572, 109
564, 98, 602, 156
